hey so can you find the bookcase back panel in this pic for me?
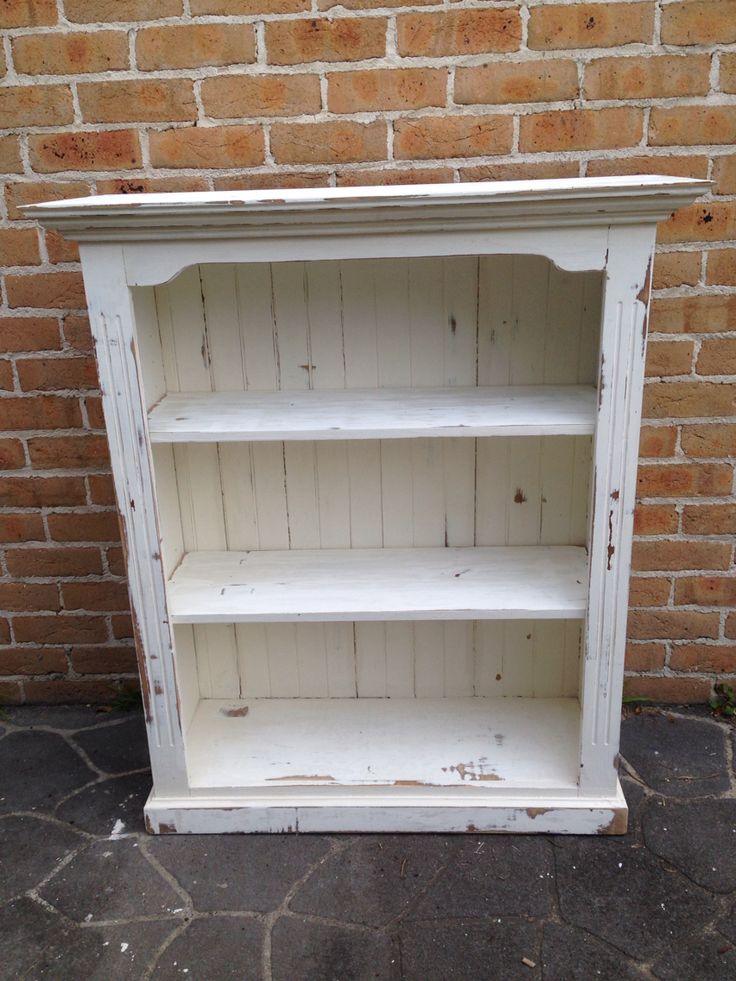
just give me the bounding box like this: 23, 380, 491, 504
136, 255, 602, 407
175, 619, 581, 702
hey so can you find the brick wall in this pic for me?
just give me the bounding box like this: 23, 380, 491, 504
1, 0, 734, 704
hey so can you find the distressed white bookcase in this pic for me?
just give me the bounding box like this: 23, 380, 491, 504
28, 176, 706, 835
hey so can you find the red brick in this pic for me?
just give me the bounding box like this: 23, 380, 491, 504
45, 231, 80, 265
13, 615, 108, 645
0, 317, 60, 353
652, 251, 701, 290
697, 340, 736, 376
528, 3, 654, 49
337, 167, 454, 187
682, 504, 736, 535
0, 475, 86, 507
78, 79, 196, 123
0, 439, 25, 469
0, 229, 41, 267
720, 54, 736, 93
658, 203, 736, 244
714, 156, 736, 194
661, 1, 736, 45
29, 131, 141, 173
623, 676, 711, 703
0, 681, 22, 703
62, 581, 130, 612
627, 609, 720, 640
329, 68, 446, 113
6, 272, 86, 311
69, 645, 137, 674
625, 642, 666, 672
5, 181, 91, 221
111, 614, 133, 639
0, 619, 9, 644
6, 547, 103, 578
202, 74, 321, 119
64, 0, 183, 21
650, 106, 736, 147
48, 511, 121, 543
3, 395, 82, 431
682, 423, 736, 458
62, 315, 92, 353
106, 546, 125, 576
394, 115, 512, 160
637, 462, 733, 497
707, 249, 736, 287
0, 0, 57, 27
137, 23, 255, 70
650, 295, 736, 334
95, 176, 210, 195
0, 514, 45, 543
16, 357, 97, 393
520, 108, 643, 152
456, 59, 577, 106
24, 678, 133, 703
632, 540, 731, 571
272, 120, 385, 164
645, 339, 694, 377
397, 9, 521, 57
0, 360, 13, 391
193, 0, 308, 11
670, 644, 736, 673
675, 577, 736, 606
12, 31, 129, 75
460, 161, 579, 183
266, 17, 387, 65
726, 613, 736, 640
0, 136, 22, 174
88, 475, 116, 506
0, 582, 59, 612
584, 55, 710, 100
587, 154, 708, 180
0, 85, 72, 127
639, 426, 677, 460
634, 503, 678, 535
149, 125, 264, 169
0, 648, 68, 676
28, 435, 109, 469
644, 382, 735, 419
85, 397, 105, 430
214, 172, 331, 191
629, 576, 671, 606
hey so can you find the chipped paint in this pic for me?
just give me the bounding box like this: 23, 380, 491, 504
443, 761, 502, 782
597, 809, 628, 835
607, 508, 615, 571
525, 807, 550, 819
158, 821, 177, 834
265, 774, 337, 782
220, 705, 249, 718
514, 488, 527, 504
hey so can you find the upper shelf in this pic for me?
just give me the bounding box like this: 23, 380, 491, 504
148, 385, 596, 443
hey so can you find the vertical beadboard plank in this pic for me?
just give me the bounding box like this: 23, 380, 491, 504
341, 260, 378, 388
347, 441, 383, 547
251, 443, 290, 549
194, 624, 240, 699
355, 622, 386, 697
375, 259, 411, 387
316, 441, 351, 548
306, 260, 345, 390
326, 622, 357, 697
443, 622, 474, 697
544, 265, 584, 385
266, 623, 300, 697
151, 444, 184, 580
159, 266, 212, 393
570, 436, 593, 546
510, 255, 548, 385
381, 440, 413, 547
235, 264, 279, 392
413, 623, 445, 697
506, 436, 541, 546
201, 265, 246, 391
172, 625, 199, 730
563, 620, 583, 698
272, 262, 311, 391
478, 255, 513, 385
385, 622, 414, 697
578, 271, 604, 385
173, 444, 227, 553
236, 624, 271, 698
219, 444, 259, 551
474, 438, 509, 546
533, 621, 565, 697
502, 621, 535, 695
409, 257, 445, 387
443, 256, 478, 386
411, 438, 445, 546
284, 441, 320, 549
296, 624, 329, 697
474, 622, 504, 696
132, 287, 166, 408
540, 436, 576, 546
443, 439, 476, 547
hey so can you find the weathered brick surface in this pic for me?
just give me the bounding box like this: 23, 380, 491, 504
1, 0, 734, 702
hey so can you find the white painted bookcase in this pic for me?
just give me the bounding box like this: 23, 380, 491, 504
28, 176, 706, 835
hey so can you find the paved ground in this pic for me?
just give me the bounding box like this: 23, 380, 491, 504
1, 704, 735, 980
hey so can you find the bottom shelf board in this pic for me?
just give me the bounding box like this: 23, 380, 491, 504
185, 696, 581, 793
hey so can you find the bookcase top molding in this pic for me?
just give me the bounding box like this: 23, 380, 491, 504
25, 176, 708, 246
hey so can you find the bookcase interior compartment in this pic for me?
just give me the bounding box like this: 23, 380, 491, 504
31, 178, 705, 831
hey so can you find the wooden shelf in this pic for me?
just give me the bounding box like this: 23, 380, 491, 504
167, 546, 588, 623
148, 385, 596, 443
186, 696, 581, 791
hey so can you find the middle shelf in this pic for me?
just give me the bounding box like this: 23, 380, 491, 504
167, 546, 588, 623
148, 385, 597, 443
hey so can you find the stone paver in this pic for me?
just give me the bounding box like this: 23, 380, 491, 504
0, 705, 734, 978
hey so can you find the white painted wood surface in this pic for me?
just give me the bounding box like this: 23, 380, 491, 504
27, 177, 708, 834
186, 696, 580, 791
148, 386, 596, 442
167, 546, 588, 623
